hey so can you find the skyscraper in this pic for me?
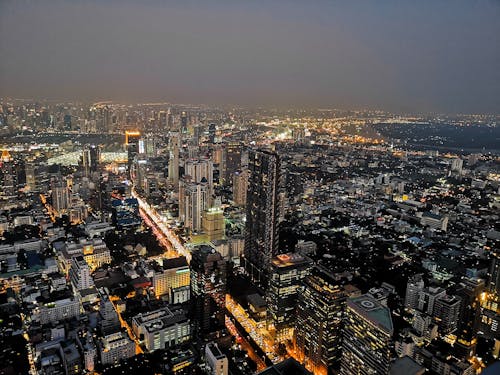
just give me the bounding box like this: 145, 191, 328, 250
82, 144, 101, 176
341, 295, 393, 375
168, 133, 180, 185
208, 122, 216, 143
190, 245, 227, 342
224, 142, 242, 185
267, 253, 312, 343
180, 111, 188, 134
180, 181, 209, 233
295, 266, 346, 375
244, 148, 281, 288
125, 130, 141, 179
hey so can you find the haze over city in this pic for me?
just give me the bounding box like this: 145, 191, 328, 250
1, 0, 499, 113
1, 2, 500, 375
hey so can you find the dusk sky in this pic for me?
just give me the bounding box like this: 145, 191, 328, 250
1, 0, 499, 113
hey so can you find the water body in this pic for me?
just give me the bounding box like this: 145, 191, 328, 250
374, 123, 500, 154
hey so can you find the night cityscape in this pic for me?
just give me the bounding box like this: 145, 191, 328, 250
0, 1, 499, 375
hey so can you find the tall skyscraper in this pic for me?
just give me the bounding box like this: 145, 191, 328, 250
180, 181, 209, 233
244, 148, 281, 288
82, 144, 101, 176
341, 295, 393, 375
185, 158, 214, 195
168, 133, 180, 185
295, 266, 346, 374
208, 123, 217, 143
125, 130, 141, 179
190, 245, 227, 342
225, 142, 242, 185
180, 111, 188, 134
267, 253, 312, 343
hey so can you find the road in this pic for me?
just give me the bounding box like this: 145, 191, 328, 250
132, 190, 191, 262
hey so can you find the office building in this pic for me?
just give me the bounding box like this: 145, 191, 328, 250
203, 206, 225, 241
295, 266, 346, 374
341, 295, 394, 375
152, 256, 190, 302
267, 253, 312, 342
205, 342, 228, 375
132, 306, 191, 352
125, 130, 141, 178
208, 123, 217, 143
82, 144, 100, 176
180, 181, 209, 233
168, 133, 180, 185
98, 332, 136, 365
52, 184, 70, 214
35, 297, 81, 325
232, 170, 248, 207
432, 294, 461, 335
190, 245, 227, 340
244, 148, 281, 288
185, 158, 214, 194
224, 142, 242, 184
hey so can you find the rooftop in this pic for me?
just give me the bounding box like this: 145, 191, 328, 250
348, 294, 394, 334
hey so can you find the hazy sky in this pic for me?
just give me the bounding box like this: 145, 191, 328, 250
1, 0, 499, 113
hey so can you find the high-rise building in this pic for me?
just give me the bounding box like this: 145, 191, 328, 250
168, 133, 180, 185
69, 255, 95, 291
203, 206, 225, 241
454, 278, 484, 359
180, 181, 209, 233
224, 142, 242, 185
489, 249, 500, 296
432, 294, 461, 335
244, 148, 281, 288
404, 274, 425, 310
267, 253, 312, 342
158, 111, 167, 130
185, 158, 214, 195
295, 266, 346, 374
341, 295, 394, 375
125, 130, 141, 178
232, 170, 248, 207
98, 291, 120, 335
152, 256, 190, 302
52, 184, 70, 214
180, 111, 188, 134
82, 144, 101, 176
208, 123, 217, 143
190, 245, 227, 341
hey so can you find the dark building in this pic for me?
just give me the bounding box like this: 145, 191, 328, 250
82, 144, 101, 176
208, 122, 216, 143
243, 148, 281, 288
454, 278, 485, 359
341, 295, 393, 375
190, 245, 227, 342
111, 198, 141, 228
125, 131, 141, 178
63, 114, 72, 130
258, 358, 312, 375
295, 266, 346, 374
224, 142, 242, 185
180, 111, 188, 134
267, 253, 312, 343
285, 171, 303, 202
